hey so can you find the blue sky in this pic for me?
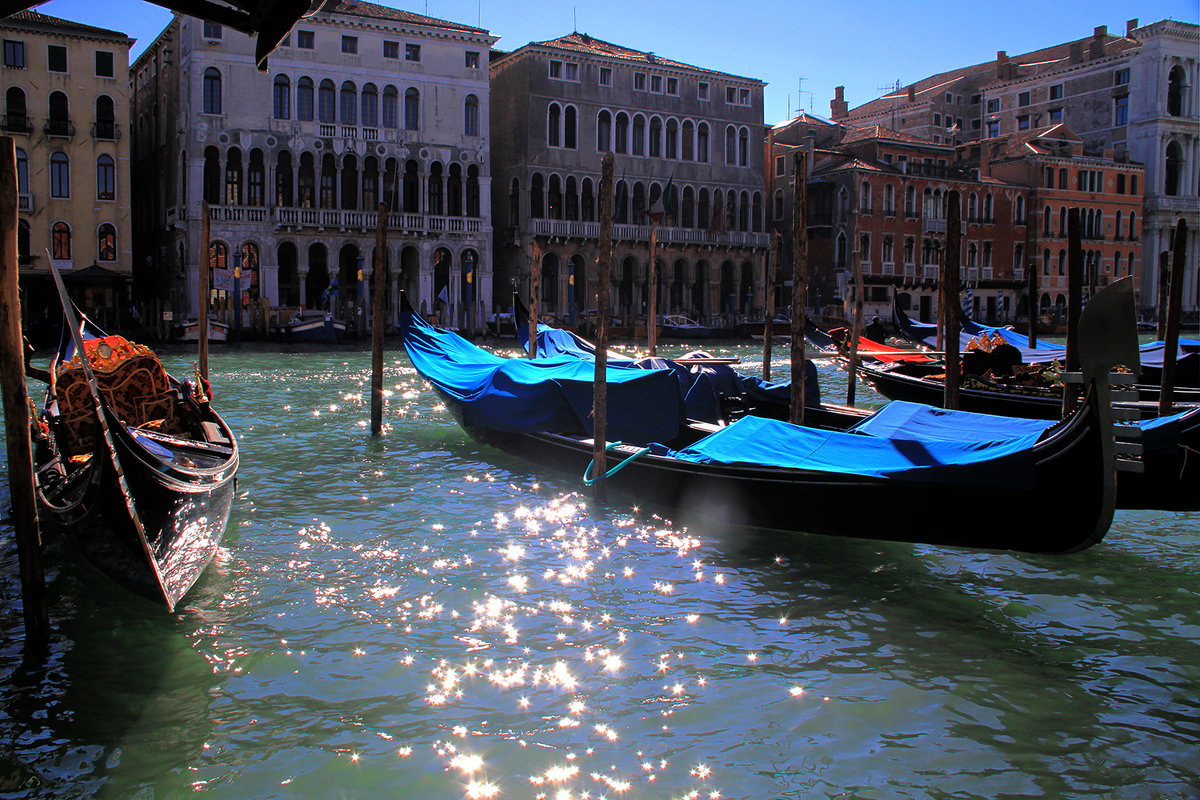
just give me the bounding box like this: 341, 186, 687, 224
29, 0, 1200, 125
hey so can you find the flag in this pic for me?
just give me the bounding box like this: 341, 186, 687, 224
648, 177, 676, 224
961, 285, 973, 319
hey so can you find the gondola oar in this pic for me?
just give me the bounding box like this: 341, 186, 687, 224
46, 256, 170, 605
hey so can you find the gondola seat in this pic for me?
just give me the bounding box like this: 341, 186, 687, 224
55, 336, 180, 456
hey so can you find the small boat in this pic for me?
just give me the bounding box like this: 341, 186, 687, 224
661, 314, 734, 339
399, 291, 1125, 554
33, 268, 239, 611
178, 317, 229, 343
743, 315, 791, 340
284, 309, 346, 343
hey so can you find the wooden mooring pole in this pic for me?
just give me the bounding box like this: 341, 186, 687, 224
1157, 250, 1170, 343
648, 223, 658, 356
1063, 207, 1083, 416
0, 137, 49, 647
789, 151, 808, 426
199, 202, 211, 381
1159, 219, 1187, 416
370, 202, 388, 436
1027, 258, 1039, 349
846, 239, 864, 407
593, 153, 614, 499
943, 190, 962, 410
528, 241, 541, 358
762, 232, 779, 382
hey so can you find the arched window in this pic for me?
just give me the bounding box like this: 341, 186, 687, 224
773, 189, 784, 220
47, 91, 69, 136
467, 165, 480, 217
1042, 248, 1051, 275
403, 88, 420, 130
697, 123, 709, 163
738, 127, 749, 166
682, 120, 694, 161
752, 192, 762, 232
96, 154, 115, 200
14, 148, 28, 196
682, 185, 695, 228
581, 177, 595, 222
860, 181, 872, 212
298, 152, 315, 207
597, 110, 611, 152
697, 188, 710, 229
403, 159, 419, 212
564, 105, 576, 149
968, 193, 978, 220
530, 172, 544, 219
297, 77, 313, 120
548, 173, 562, 220
52, 222, 71, 260
1167, 65, 1185, 117
276, 151, 294, 206
340, 81, 357, 125
983, 193, 994, 221
94, 95, 115, 138
319, 153, 336, 208
632, 114, 645, 156
4, 87, 27, 130
50, 152, 69, 197
340, 153, 358, 210
362, 156, 378, 208
225, 148, 243, 205
614, 112, 628, 154
1165, 141, 1183, 196
884, 184, 895, 215
97, 223, 116, 261
248, 149, 265, 206
547, 103, 561, 147
649, 116, 662, 158
447, 163, 463, 216
204, 146, 221, 204
666, 118, 678, 159
202, 68, 222, 114
361, 83, 378, 127
318, 79, 335, 123
427, 161, 443, 215
1128, 211, 1137, 240
382, 85, 398, 128
273, 74, 290, 119
724, 125, 736, 165
464, 94, 479, 136
1015, 195, 1025, 224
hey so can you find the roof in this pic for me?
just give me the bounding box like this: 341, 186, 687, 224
845, 28, 1140, 121
314, 0, 489, 36
0, 10, 132, 42
840, 123, 949, 148
518, 31, 763, 84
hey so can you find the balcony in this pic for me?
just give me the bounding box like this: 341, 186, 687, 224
881, 261, 895, 276
903, 263, 916, 281
43, 118, 75, 138
91, 121, 120, 140
529, 218, 771, 249
922, 265, 938, 281
17, 192, 31, 211
1, 114, 32, 135
259, 204, 485, 237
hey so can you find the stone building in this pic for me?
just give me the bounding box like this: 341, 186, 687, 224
2, 11, 134, 335
130, 0, 498, 333
835, 19, 1198, 317
489, 33, 770, 329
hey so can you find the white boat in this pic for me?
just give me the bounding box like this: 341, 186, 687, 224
284, 309, 347, 342
178, 317, 229, 342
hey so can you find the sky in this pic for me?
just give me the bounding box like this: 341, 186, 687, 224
27, 0, 1200, 125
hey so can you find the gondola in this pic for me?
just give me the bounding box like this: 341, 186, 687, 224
400, 286, 1128, 555
32, 267, 239, 611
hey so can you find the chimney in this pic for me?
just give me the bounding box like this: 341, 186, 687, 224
831, 85, 848, 120
1126, 19, 1139, 36
996, 50, 1008, 79
1090, 25, 1107, 59
1069, 42, 1084, 63
907, 85, 915, 102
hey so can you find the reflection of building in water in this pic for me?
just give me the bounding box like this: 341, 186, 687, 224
131, 1, 498, 333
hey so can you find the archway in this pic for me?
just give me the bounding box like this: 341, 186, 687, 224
306, 243, 329, 308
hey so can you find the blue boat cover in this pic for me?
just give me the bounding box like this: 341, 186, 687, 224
402, 310, 684, 443
846, 400, 1054, 441
664, 415, 1044, 488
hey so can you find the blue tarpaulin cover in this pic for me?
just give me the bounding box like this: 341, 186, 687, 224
664, 415, 1045, 488
847, 401, 1054, 441
402, 310, 685, 443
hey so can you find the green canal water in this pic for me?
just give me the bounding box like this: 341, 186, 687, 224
2, 340, 1198, 799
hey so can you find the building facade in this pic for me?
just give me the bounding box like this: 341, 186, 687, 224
2, 11, 134, 335
836, 18, 1198, 317
130, 0, 497, 333
489, 33, 770, 328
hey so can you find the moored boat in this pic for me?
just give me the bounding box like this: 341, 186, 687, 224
284, 309, 347, 343
178, 316, 229, 343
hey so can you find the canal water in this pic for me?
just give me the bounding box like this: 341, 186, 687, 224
1, 339, 1198, 799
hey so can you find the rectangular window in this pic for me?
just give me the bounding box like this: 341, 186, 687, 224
47, 45, 67, 73
1114, 95, 1129, 125
666, 77, 678, 95
740, 88, 750, 105
1017, 114, 1030, 130
775, 155, 786, 176
565, 62, 578, 81
986, 98, 999, 113
202, 21, 222, 39
1114, 68, 1129, 85
987, 120, 999, 138
297, 30, 315, 49
970, 93, 981, 105
726, 86, 736, 103
599, 66, 612, 86
341, 36, 358, 54
95, 50, 114, 78
1018, 91, 1030, 107
1050, 83, 1063, 100
3, 39, 25, 68
465, 50, 479, 69
548, 59, 561, 78
933, 113, 941, 126
945, 92, 953, 103
634, 72, 646, 90
1116, 174, 1126, 194
383, 40, 399, 59
698, 81, 709, 100
1049, 107, 1063, 122
651, 74, 662, 93
405, 43, 421, 62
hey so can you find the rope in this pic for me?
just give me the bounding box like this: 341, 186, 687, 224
583, 441, 650, 485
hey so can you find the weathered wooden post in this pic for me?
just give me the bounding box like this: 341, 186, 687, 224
648, 224, 658, 356
593, 153, 614, 499
1063, 207, 1083, 416
943, 190, 962, 409
528, 241, 540, 358
1159, 219, 1187, 416
0, 137, 49, 646
1027, 258, 1039, 349
762, 231, 779, 382
1157, 250, 1170, 342
370, 202, 388, 436
846, 235, 864, 406
199, 202, 211, 381
789, 151, 808, 425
